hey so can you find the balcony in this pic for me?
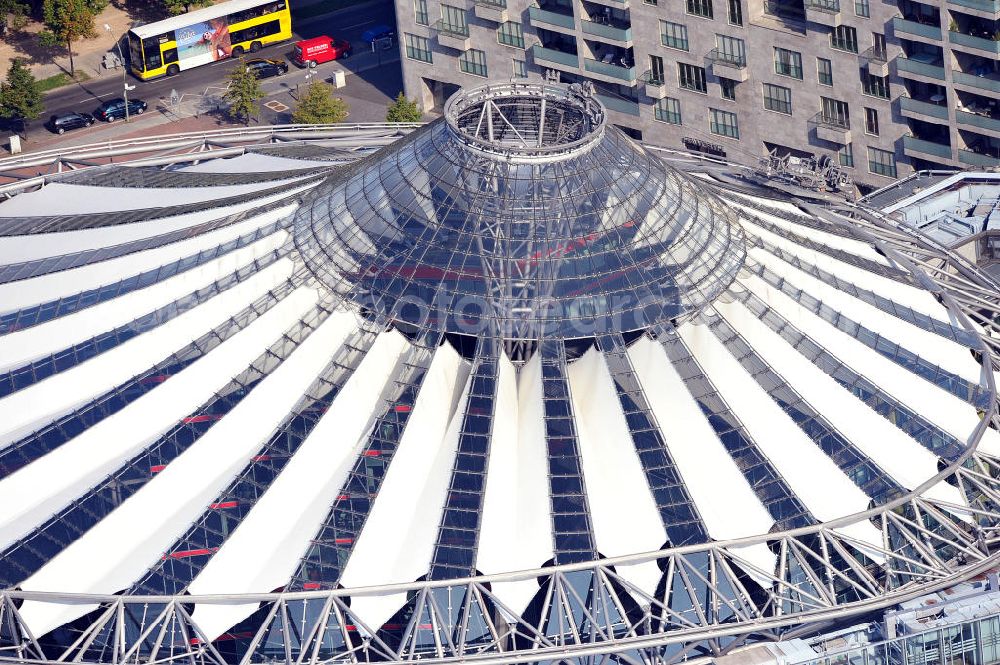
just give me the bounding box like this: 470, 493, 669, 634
706, 48, 748, 81
948, 0, 1000, 16
895, 57, 946, 81
860, 46, 889, 77
528, 3, 576, 29
595, 93, 640, 116
804, 0, 841, 26
903, 135, 953, 160
530, 44, 580, 69
952, 70, 1000, 94
899, 96, 950, 121
809, 112, 851, 143
584, 57, 637, 82
431, 20, 471, 50
474, 0, 508, 22
642, 70, 668, 98
581, 19, 633, 44
892, 17, 943, 41
948, 30, 1000, 56
956, 109, 1000, 135
588, 0, 629, 8
959, 148, 1000, 166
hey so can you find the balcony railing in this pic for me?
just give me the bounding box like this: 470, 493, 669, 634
474, 0, 507, 7
594, 93, 640, 115
896, 57, 946, 80
948, 30, 1000, 54
956, 109, 1000, 133
641, 69, 665, 84
804, 0, 840, 12
953, 70, 1000, 94
959, 149, 1000, 166
530, 44, 579, 67
584, 57, 637, 81
528, 3, 576, 28
581, 19, 633, 41
706, 48, 747, 67
431, 19, 470, 37
892, 16, 943, 40
899, 96, 949, 120
861, 45, 888, 62
810, 111, 850, 130
947, 0, 1000, 13
903, 135, 952, 159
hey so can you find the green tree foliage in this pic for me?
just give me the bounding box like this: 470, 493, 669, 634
385, 92, 421, 123
162, 0, 213, 15
224, 59, 265, 125
292, 81, 348, 124
39, 0, 101, 75
0, 0, 29, 37
0, 59, 43, 131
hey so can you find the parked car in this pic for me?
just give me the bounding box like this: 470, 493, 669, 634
245, 57, 289, 79
361, 24, 396, 44
292, 36, 352, 67
46, 111, 95, 134
94, 98, 147, 122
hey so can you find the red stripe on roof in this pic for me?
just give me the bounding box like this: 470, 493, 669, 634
393, 404, 412, 413
334, 537, 353, 544
211, 501, 239, 509
362, 450, 381, 457
303, 582, 322, 590
252, 455, 271, 462
163, 547, 218, 560
150, 464, 166, 473
140, 374, 170, 385
182, 414, 221, 424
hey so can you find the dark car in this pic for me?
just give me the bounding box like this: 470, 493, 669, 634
361, 24, 396, 44
46, 112, 95, 134
245, 58, 288, 79
94, 98, 147, 122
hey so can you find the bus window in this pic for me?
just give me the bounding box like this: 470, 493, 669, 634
128, 33, 143, 67
164, 48, 178, 64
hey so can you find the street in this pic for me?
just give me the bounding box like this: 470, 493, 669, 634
27, 0, 402, 141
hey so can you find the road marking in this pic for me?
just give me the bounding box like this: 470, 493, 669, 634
67, 92, 114, 104
341, 21, 374, 29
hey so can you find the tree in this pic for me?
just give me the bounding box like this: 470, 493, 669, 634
224, 59, 265, 125
38, 0, 100, 76
0, 0, 29, 38
292, 81, 349, 124
386, 92, 422, 123
162, 0, 213, 15
0, 59, 43, 132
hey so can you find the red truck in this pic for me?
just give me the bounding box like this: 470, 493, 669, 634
292, 36, 353, 67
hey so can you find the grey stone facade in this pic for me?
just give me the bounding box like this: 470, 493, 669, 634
393, 0, 1000, 185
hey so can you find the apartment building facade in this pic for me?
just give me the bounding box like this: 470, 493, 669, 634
393, 0, 1000, 185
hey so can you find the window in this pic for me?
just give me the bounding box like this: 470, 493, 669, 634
716, 34, 746, 65
864, 106, 879, 135
817, 57, 833, 85
868, 146, 896, 177
497, 21, 524, 48
405, 33, 433, 62
728, 0, 743, 25
720, 78, 737, 99
660, 21, 689, 50
415, 0, 428, 25
645, 0, 658, 5
774, 47, 803, 79
821, 96, 850, 126
872, 32, 886, 57
831, 25, 858, 52
649, 54, 665, 83
710, 108, 739, 138
855, 0, 869, 17
763, 83, 792, 114
459, 48, 487, 76
655, 97, 682, 124
687, 0, 714, 18
679, 63, 707, 92
441, 4, 469, 33
230, 19, 281, 45
862, 70, 890, 98
513, 59, 527, 77
838, 143, 854, 167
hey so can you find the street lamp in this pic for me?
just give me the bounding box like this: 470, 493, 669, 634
105, 24, 134, 122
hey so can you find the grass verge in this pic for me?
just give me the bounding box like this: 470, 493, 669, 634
38, 70, 91, 93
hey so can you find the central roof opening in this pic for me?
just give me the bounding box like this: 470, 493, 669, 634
444, 82, 607, 162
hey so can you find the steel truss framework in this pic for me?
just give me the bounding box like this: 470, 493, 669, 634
3, 128, 1000, 665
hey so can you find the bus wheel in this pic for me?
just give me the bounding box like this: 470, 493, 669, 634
167, 64, 179, 76
250, 41, 262, 52
232, 45, 244, 56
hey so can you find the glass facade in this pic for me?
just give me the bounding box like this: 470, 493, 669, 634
660, 20, 689, 50
763, 82, 792, 114
710, 107, 739, 137
654, 97, 682, 123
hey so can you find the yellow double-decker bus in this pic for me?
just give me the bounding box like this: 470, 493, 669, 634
128, 0, 292, 80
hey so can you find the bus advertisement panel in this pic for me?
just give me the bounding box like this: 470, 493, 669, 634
175, 19, 233, 67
